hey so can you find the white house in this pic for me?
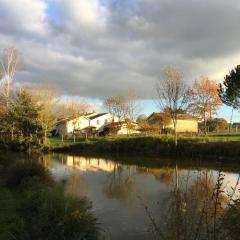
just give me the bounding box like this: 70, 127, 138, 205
103, 121, 140, 135
56, 112, 118, 137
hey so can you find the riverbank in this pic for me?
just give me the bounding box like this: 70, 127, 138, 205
0, 155, 101, 239
48, 135, 240, 161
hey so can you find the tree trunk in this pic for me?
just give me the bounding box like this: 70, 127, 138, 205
44, 129, 47, 144
204, 112, 207, 136
11, 126, 14, 141
229, 108, 234, 133
173, 119, 178, 147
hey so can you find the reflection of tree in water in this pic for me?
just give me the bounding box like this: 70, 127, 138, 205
137, 167, 174, 187
65, 171, 89, 198
145, 167, 240, 240
103, 163, 138, 205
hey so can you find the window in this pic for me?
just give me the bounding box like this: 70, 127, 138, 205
97, 120, 100, 125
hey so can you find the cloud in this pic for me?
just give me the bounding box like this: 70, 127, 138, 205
0, 0, 240, 99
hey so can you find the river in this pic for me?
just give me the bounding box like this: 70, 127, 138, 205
35, 153, 240, 239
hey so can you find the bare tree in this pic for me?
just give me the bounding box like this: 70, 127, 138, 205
0, 47, 21, 107
125, 90, 141, 121
56, 100, 90, 119
156, 65, 190, 146
104, 95, 126, 121
104, 90, 141, 121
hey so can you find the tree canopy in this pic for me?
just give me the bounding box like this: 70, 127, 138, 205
218, 65, 240, 109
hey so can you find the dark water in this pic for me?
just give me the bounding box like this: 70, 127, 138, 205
42, 154, 240, 240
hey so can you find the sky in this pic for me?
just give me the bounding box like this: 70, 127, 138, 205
0, 0, 240, 121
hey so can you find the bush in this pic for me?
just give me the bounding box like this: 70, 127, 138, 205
14, 180, 100, 240
0, 158, 101, 240
5, 161, 53, 188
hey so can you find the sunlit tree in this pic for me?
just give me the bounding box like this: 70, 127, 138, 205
189, 77, 222, 134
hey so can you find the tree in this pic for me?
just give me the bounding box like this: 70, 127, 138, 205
206, 118, 228, 132
218, 65, 240, 130
55, 100, 90, 119
156, 65, 190, 146
189, 77, 222, 135
104, 90, 141, 121
104, 95, 127, 121
136, 114, 147, 124
30, 87, 59, 144
124, 90, 141, 121
0, 47, 21, 107
3, 89, 43, 148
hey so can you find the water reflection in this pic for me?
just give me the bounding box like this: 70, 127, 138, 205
43, 153, 240, 240
103, 164, 139, 205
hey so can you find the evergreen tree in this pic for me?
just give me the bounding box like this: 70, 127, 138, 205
218, 65, 240, 109
219, 65, 240, 128
6, 90, 43, 147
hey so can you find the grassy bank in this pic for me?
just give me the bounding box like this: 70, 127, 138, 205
0, 156, 101, 240
48, 135, 240, 161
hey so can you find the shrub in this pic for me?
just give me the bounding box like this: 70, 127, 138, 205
15, 180, 100, 240
5, 161, 53, 188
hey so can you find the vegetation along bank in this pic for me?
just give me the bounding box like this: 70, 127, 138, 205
48, 135, 240, 162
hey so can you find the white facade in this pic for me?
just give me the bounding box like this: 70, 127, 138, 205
56, 113, 118, 137
117, 123, 140, 135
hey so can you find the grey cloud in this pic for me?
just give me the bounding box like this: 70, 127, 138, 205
0, 0, 240, 99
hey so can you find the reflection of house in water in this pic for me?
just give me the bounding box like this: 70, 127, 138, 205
66, 156, 116, 172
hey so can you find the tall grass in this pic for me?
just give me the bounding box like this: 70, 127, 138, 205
0, 159, 102, 240
142, 169, 240, 240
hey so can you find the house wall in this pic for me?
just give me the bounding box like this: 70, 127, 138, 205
90, 113, 118, 132
167, 119, 198, 133
117, 123, 140, 135
66, 117, 90, 134
56, 113, 119, 136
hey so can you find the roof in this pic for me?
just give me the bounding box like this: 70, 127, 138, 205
148, 112, 197, 121
88, 113, 108, 120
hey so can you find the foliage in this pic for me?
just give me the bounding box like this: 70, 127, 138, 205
206, 118, 229, 132
15, 180, 100, 240
30, 87, 58, 143
5, 161, 53, 188
50, 135, 240, 161
136, 114, 147, 124
1, 89, 43, 149
218, 65, 240, 109
0, 159, 101, 240
189, 76, 222, 134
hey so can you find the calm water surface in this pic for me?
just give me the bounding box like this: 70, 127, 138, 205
43, 154, 240, 240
